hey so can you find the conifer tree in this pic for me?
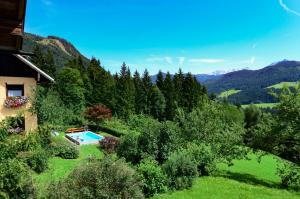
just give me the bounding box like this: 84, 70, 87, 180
182, 73, 200, 112
32, 45, 46, 69
133, 71, 145, 114
150, 86, 166, 120
44, 49, 56, 77
163, 72, 176, 120
156, 70, 164, 91
87, 58, 116, 109
141, 69, 153, 114
173, 68, 185, 107
115, 62, 135, 118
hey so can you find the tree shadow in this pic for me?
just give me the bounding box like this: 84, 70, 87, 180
219, 171, 280, 189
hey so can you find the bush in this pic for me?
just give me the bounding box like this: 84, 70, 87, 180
279, 163, 300, 191
163, 150, 198, 190
47, 157, 144, 199
0, 159, 36, 199
137, 158, 168, 197
181, 143, 216, 176
19, 150, 49, 173
117, 132, 141, 164
51, 142, 79, 159
99, 136, 119, 154
0, 125, 8, 142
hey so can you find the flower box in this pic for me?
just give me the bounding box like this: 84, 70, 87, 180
4, 96, 29, 108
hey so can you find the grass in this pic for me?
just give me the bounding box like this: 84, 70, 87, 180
154, 177, 300, 199
154, 153, 300, 199
218, 89, 242, 98
267, 82, 298, 89
242, 103, 278, 109
34, 133, 104, 197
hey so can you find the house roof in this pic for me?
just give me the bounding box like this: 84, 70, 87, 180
0, 0, 27, 51
14, 54, 55, 82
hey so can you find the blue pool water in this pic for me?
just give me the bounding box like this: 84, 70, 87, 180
66, 131, 103, 145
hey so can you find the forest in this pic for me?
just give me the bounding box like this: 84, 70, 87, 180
0, 47, 299, 199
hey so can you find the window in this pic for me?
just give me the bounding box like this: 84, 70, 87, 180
6, 84, 24, 97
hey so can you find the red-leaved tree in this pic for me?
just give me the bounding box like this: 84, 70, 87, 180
84, 104, 112, 124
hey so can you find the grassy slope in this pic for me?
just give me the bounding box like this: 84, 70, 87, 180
33, 133, 104, 197
242, 103, 277, 109
218, 89, 241, 98
267, 82, 298, 89
155, 153, 300, 199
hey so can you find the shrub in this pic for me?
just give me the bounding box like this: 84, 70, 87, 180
99, 136, 119, 154
19, 150, 49, 173
52, 142, 79, 159
182, 143, 216, 176
163, 150, 198, 190
278, 163, 300, 191
47, 157, 144, 199
117, 132, 141, 164
0, 159, 36, 199
0, 125, 8, 142
137, 158, 168, 197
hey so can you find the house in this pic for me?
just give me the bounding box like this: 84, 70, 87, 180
0, 0, 54, 131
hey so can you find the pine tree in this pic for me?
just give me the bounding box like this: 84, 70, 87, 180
142, 69, 153, 114
32, 45, 46, 69
133, 70, 145, 114
173, 68, 184, 107
86, 58, 116, 109
44, 49, 56, 77
182, 73, 201, 112
156, 70, 164, 91
163, 72, 176, 120
150, 86, 166, 120
115, 62, 135, 118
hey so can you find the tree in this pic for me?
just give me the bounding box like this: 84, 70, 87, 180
84, 104, 112, 125
173, 69, 184, 107
133, 70, 145, 114
150, 86, 166, 120
115, 62, 135, 118
141, 70, 153, 114
156, 70, 164, 91
163, 72, 176, 120
32, 45, 46, 69
86, 58, 116, 109
44, 49, 56, 77
56, 67, 85, 124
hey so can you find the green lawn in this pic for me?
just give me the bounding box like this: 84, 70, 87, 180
267, 82, 298, 89
34, 133, 104, 198
218, 89, 242, 98
242, 103, 277, 109
154, 153, 300, 199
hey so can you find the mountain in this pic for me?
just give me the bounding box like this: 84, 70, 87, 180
204, 60, 300, 104
151, 73, 222, 83
22, 33, 89, 69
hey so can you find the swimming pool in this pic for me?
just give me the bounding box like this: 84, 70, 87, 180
66, 131, 103, 145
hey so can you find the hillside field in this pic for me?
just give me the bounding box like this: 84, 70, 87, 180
154, 153, 300, 199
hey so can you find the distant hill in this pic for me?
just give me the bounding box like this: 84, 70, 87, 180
22, 33, 89, 70
204, 60, 300, 104
151, 73, 222, 83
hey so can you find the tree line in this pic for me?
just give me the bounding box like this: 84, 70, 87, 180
31, 46, 207, 125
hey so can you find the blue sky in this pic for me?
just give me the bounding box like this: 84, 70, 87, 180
25, 0, 300, 75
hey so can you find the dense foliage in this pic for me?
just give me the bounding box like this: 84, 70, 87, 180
47, 157, 144, 199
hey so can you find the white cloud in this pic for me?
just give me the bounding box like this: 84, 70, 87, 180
279, 0, 300, 17
164, 57, 173, 65
241, 57, 256, 65
178, 57, 185, 66
188, 58, 225, 64
42, 0, 53, 6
